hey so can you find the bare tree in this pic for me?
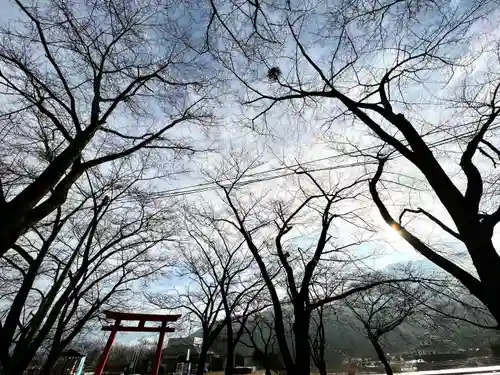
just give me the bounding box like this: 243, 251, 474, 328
185, 212, 267, 375
147, 210, 263, 375
239, 311, 282, 375
0, 167, 177, 375
147, 252, 224, 375
344, 275, 428, 375
208, 156, 412, 375
309, 305, 328, 375
70, 337, 156, 374
218, 291, 270, 375
207, 0, 500, 325
0, 0, 214, 258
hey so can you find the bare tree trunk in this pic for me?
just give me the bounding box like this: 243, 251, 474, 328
39, 340, 70, 375
310, 306, 327, 375
314, 344, 327, 375
1, 357, 24, 375
39, 356, 58, 375
317, 362, 327, 375
369, 337, 393, 375
294, 342, 311, 375
196, 347, 209, 375
224, 302, 235, 375
293, 312, 311, 375
225, 345, 235, 375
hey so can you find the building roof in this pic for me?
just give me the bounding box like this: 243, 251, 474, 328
168, 337, 197, 346
164, 337, 208, 357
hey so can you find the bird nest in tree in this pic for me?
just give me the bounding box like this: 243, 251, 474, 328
267, 67, 281, 81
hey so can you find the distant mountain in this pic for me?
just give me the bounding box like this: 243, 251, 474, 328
321, 305, 498, 359
241, 300, 500, 367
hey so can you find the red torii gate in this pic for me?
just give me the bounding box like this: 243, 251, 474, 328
94, 311, 181, 375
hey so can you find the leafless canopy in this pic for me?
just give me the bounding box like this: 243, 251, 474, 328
202, 155, 415, 375
147, 206, 265, 375
207, 0, 500, 324
0, 0, 216, 257
0, 163, 178, 374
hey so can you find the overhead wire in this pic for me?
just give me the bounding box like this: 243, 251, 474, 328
118, 121, 500, 200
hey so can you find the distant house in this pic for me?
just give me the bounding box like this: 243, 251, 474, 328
161, 336, 219, 373
161, 323, 259, 372
209, 324, 256, 367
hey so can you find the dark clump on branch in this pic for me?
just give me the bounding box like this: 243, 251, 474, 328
267, 67, 281, 81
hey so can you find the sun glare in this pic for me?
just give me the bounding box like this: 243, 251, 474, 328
382, 223, 404, 243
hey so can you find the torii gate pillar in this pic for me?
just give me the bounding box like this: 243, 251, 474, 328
93, 311, 181, 375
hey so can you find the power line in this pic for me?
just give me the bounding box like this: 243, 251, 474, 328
145, 123, 500, 198
121, 122, 500, 200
